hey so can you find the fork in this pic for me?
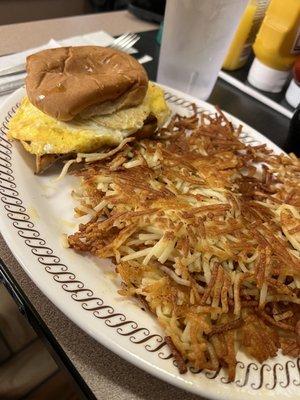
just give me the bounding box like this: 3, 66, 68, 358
109, 32, 140, 52
0, 32, 141, 80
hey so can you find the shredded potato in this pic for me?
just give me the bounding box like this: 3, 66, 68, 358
68, 105, 300, 380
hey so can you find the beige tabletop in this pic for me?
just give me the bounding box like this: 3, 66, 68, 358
0, 10, 203, 400
0, 10, 157, 56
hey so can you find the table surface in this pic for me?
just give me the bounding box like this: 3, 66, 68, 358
0, 10, 293, 400
0, 10, 157, 56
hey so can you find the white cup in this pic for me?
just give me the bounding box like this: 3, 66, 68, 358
157, 0, 248, 100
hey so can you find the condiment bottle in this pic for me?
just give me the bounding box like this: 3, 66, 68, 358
248, 0, 300, 93
285, 57, 300, 108
223, 0, 269, 71
285, 105, 300, 156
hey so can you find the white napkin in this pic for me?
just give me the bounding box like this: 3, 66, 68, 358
59, 31, 137, 54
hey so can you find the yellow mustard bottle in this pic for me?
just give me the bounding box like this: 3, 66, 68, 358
223, 0, 269, 71
248, 0, 300, 92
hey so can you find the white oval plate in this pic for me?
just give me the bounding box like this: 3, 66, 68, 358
0, 86, 299, 400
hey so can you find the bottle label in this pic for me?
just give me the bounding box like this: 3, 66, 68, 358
238, 1, 270, 65
292, 27, 300, 54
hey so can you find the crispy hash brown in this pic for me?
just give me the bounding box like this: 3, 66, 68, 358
68, 106, 300, 380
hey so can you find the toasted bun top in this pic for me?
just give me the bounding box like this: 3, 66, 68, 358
25, 46, 148, 121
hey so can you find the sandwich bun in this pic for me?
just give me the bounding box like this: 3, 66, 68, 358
26, 46, 148, 121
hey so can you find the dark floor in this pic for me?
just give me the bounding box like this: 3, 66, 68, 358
0, 282, 79, 400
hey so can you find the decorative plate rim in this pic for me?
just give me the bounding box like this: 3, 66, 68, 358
0, 86, 299, 400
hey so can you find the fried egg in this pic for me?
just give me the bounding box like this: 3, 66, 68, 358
8, 83, 170, 156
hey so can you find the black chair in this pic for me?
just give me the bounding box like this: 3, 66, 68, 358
128, 0, 166, 23
89, 0, 129, 11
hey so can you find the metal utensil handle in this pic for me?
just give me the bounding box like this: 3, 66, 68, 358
0, 78, 25, 95
0, 62, 26, 77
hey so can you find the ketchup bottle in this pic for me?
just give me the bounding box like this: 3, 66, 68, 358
286, 106, 300, 156
285, 59, 300, 156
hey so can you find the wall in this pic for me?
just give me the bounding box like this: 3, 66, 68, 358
0, 0, 94, 25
